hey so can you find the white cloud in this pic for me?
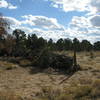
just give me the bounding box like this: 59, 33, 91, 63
90, 0, 100, 14
8, 3, 17, 9
5, 17, 21, 26
31, 28, 69, 41
70, 16, 92, 29
21, 15, 64, 30
4, 15, 100, 43
68, 16, 100, 42
48, 0, 91, 12
0, 0, 17, 9
48, 0, 100, 14
90, 15, 100, 28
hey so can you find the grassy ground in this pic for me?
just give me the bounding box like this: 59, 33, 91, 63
0, 51, 100, 100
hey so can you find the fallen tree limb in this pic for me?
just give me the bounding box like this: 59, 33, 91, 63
59, 72, 75, 85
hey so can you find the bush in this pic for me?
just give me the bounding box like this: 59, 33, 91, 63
33, 48, 73, 71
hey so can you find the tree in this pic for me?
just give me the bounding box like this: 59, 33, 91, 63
29, 34, 38, 50
94, 41, 100, 51
56, 38, 64, 51
12, 29, 27, 57
73, 38, 81, 51
0, 13, 10, 36
64, 38, 72, 50
37, 37, 47, 50
4, 34, 15, 56
47, 38, 55, 50
81, 40, 93, 51
0, 13, 10, 56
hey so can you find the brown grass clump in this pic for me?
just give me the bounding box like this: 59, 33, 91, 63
91, 79, 100, 98
0, 90, 22, 100
36, 86, 73, 100
36, 82, 100, 100
74, 85, 92, 99
0, 61, 18, 70
19, 59, 32, 67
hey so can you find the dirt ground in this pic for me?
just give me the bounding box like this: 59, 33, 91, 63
0, 51, 100, 99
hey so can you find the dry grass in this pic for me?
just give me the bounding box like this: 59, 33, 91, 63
19, 59, 32, 67
0, 90, 22, 100
0, 51, 100, 100
0, 61, 18, 70
37, 80, 100, 100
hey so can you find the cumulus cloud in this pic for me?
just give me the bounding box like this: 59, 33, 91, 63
90, 15, 100, 28
47, 0, 100, 14
90, 0, 100, 14
43, 0, 100, 42
21, 15, 64, 30
4, 15, 100, 42
3, 16, 68, 41
70, 16, 92, 29
68, 15, 100, 42
31, 28, 69, 41
0, 0, 17, 9
5, 17, 21, 26
48, 0, 90, 12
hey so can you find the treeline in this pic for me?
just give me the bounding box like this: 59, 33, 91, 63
0, 29, 100, 57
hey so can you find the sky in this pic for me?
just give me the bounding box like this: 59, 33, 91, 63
0, 0, 100, 42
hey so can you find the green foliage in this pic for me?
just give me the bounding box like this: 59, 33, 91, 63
81, 40, 93, 51
12, 29, 27, 57
94, 41, 100, 51
32, 47, 73, 71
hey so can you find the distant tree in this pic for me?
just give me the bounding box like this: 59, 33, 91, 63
47, 38, 55, 50
12, 29, 27, 57
73, 38, 81, 51
48, 38, 53, 46
26, 34, 39, 58
94, 41, 100, 51
37, 37, 47, 50
0, 13, 10, 56
29, 34, 38, 50
4, 34, 15, 56
56, 38, 64, 51
64, 38, 72, 50
81, 40, 93, 51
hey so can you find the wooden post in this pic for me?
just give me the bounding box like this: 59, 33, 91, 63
73, 49, 77, 66
73, 38, 77, 67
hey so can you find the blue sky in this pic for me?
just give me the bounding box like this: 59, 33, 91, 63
0, 0, 100, 42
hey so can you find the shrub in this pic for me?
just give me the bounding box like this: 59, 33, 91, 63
33, 48, 74, 72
